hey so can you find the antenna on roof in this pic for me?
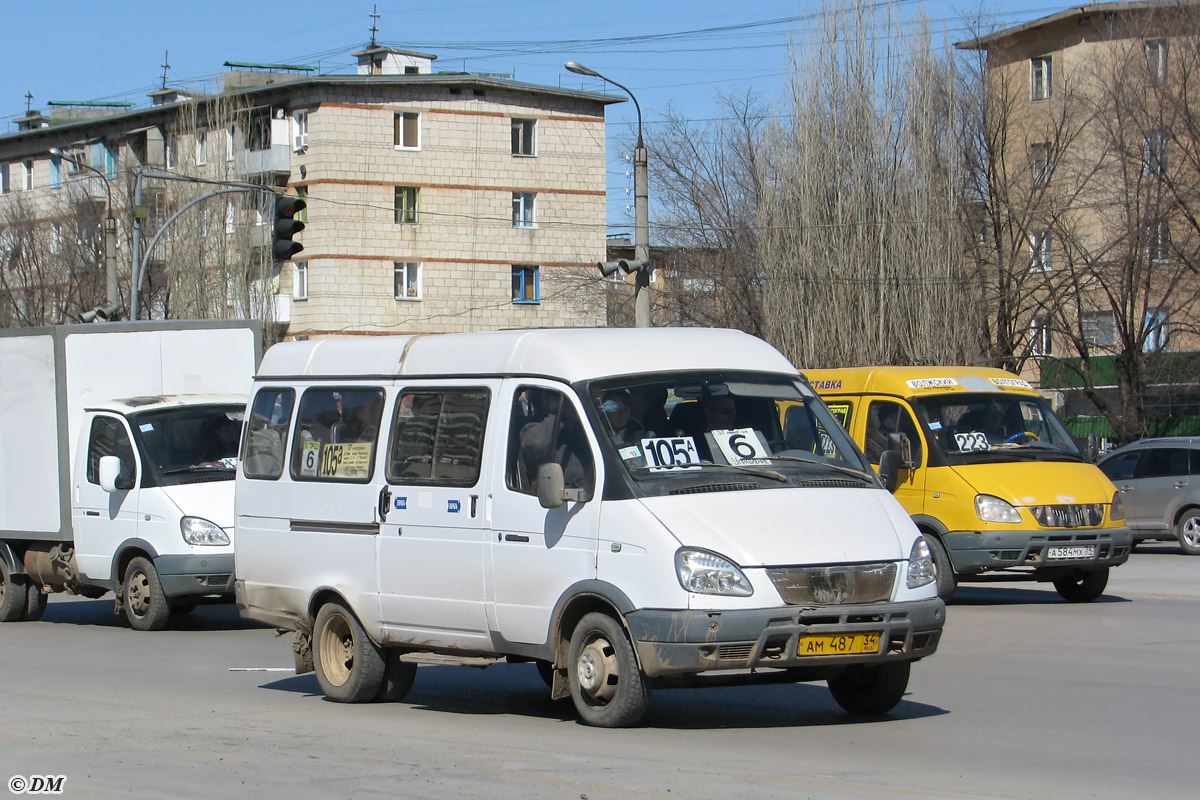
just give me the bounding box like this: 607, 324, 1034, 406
160, 51, 171, 89
24, 91, 33, 115
369, 4, 380, 48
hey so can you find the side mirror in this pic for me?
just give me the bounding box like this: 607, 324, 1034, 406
536, 463, 566, 509
98, 455, 134, 492
888, 432, 914, 469
878, 450, 901, 493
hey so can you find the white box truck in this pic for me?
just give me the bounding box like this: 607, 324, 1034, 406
0, 320, 259, 630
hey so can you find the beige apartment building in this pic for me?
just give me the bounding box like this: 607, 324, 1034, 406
0, 47, 619, 338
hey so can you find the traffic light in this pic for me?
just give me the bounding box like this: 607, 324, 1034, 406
272, 194, 306, 261
597, 259, 654, 277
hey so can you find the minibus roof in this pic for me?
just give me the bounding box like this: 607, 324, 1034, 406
803, 366, 1040, 399
256, 328, 797, 382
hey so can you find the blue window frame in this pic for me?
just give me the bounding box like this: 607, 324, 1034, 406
511, 265, 540, 304
50, 155, 62, 189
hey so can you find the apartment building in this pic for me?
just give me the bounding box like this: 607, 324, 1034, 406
0, 47, 620, 337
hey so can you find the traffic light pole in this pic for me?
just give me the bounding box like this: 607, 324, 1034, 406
634, 142, 650, 328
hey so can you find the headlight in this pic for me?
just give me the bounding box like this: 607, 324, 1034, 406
181, 516, 230, 546
675, 549, 753, 596
906, 536, 935, 589
975, 494, 1022, 524
1110, 491, 1125, 521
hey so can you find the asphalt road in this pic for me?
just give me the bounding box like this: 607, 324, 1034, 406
2, 544, 1197, 800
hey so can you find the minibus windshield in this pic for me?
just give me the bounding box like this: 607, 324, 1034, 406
912, 392, 1083, 464
132, 404, 246, 486
589, 373, 876, 494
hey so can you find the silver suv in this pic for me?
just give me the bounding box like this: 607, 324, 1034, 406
1098, 437, 1200, 555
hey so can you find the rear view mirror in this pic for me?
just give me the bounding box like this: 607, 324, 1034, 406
98, 455, 134, 492
878, 450, 900, 493
536, 463, 566, 509
888, 432, 914, 469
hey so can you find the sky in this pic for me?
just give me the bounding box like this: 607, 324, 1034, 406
3, 0, 1069, 235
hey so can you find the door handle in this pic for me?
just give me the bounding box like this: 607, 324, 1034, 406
1118, 486, 1131, 492
378, 486, 392, 522
1175, 482, 1188, 489
504, 534, 530, 543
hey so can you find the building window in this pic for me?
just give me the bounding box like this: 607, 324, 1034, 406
512, 265, 540, 303
1030, 230, 1052, 272
22, 160, 32, 191
255, 192, 272, 227
511, 118, 537, 156
1144, 307, 1169, 352
512, 191, 536, 228
1031, 141, 1051, 185
50, 222, 62, 254
395, 186, 420, 224
50, 155, 62, 189
196, 129, 208, 166
1030, 315, 1052, 357
293, 261, 308, 300
1082, 310, 1117, 348
0, 163, 8, 194
225, 199, 236, 234
1031, 56, 1052, 101
226, 124, 235, 161
394, 261, 421, 300
247, 115, 271, 151
165, 136, 177, 169
296, 186, 308, 223
1146, 39, 1168, 83
293, 110, 309, 151
394, 111, 420, 149
1143, 130, 1168, 176
1149, 219, 1170, 262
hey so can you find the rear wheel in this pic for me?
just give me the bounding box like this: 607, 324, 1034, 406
925, 534, 957, 600
1053, 567, 1108, 602
313, 600, 384, 703
568, 612, 650, 728
828, 660, 911, 715
1176, 510, 1200, 555
123, 557, 171, 631
0, 561, 28, 623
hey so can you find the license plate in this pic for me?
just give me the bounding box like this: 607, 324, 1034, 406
1047, 545, 1095, 560
796, 632, 881, 657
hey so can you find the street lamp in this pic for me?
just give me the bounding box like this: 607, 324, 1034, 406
49, 147, 119, 317
566, 61, 651, 327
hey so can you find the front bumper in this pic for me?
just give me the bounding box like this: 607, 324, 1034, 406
625, 597, 944, 678
154, 554, 235, 597
944, 527, 1132, 573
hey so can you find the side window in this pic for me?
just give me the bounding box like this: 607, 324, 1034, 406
243, 389, 295, 480
1099, 451, 1139, 482
290, 388, 385, 482
386, 390, 489, 486
1139, 448, 1189, 479
506, 387, 595, 499
865, 400, 923, 467
1191, 449, 1200, 476
86, 416, 135, 486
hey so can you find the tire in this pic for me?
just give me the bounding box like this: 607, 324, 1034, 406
1175, 510, 1200, 555
375, 649, 418, 703
1053, 567, 1108, 602
0, 561, 29, 623
567, 612, 651, 728
123, 556, 171, 631
925, 534, 957, 601
22, 583, 47, 622
313, 600, 385, 703
827, 660, 911, 715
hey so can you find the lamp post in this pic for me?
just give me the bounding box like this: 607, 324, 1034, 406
566, 61, 651, 327
49, 147, 118, 316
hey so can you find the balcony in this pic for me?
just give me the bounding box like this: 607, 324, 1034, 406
237, 144, 291, 177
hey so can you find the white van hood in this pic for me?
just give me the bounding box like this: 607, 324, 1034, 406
159, 480, 235, 530
639, 488, 910, 567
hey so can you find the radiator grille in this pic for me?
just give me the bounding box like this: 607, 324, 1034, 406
767, 563, 897, 605
1029, 503, 1104, 528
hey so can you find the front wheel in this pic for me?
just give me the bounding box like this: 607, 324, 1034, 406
828, 660, 911, 715
1053, 567, 1108, 602
568, 612, 650, 727
0, 561, 28, 623
1176, 510, 1200, 555
313, 600, 385, 703
123, 557, 171, 631
925, 535, 957, 600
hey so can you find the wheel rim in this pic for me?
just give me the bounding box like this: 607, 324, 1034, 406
126, 570, 150, 619
1182, 517, 1200, 548
319, 612, 354, 687
576, 634, 619, 704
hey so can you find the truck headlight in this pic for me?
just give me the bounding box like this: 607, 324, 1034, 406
1110, 491, 1125, 521
975, 494, 1022, 524
181, 516, 230, 546
906, 536, 935, 589
675, 548, 753, 596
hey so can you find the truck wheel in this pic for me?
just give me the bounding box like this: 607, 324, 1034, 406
0, 561, 29, 623
567, 612, 650, 728
828, 660, 910, 715
313, 600, 384, 703
22, 583, 47, 622
1053, 567, 1108, 602
375, 649, 418, 703
1175, 510, 1200, 555
123, 557, 171, 631
925, 535, 957, 600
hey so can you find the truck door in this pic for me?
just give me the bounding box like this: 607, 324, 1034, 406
73, 414, 141, 583
863, 398, 926, 514
486, 381, 602, 646
376, 384, 494, 650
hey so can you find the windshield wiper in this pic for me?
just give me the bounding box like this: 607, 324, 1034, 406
631, 461, 789, 483
161, 464, 233, 475
756, 455, 878, 484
